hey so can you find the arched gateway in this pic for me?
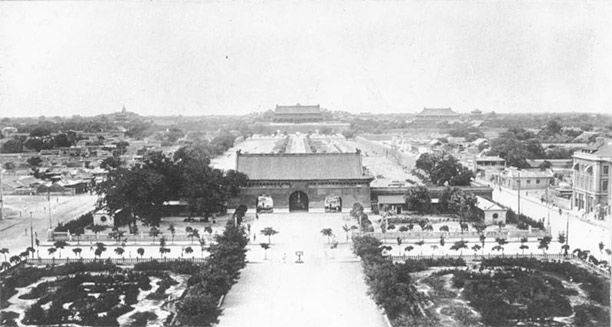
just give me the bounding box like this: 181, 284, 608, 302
289, 191, 309, 212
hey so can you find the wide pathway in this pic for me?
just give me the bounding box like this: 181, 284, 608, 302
492, 186, 611, 260
218, 213, 387, 327
0, 194, 98, 254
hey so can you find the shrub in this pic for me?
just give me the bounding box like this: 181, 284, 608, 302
54, 212, 93, 233
128, 311, 158, 327
175, 223, 249, 326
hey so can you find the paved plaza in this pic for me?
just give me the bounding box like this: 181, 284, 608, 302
218, 212, 387, 327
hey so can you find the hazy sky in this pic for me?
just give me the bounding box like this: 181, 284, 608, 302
1, 1, 610, 117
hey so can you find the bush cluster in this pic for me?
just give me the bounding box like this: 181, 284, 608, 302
175, 222, 249, 326
506, 209, 545, 230
352, 236, 429, 323
54, 212, 93, 233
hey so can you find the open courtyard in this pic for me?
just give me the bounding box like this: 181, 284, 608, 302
219, 212, 387, 327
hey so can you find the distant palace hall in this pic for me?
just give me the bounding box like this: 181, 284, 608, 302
272, 104, 324, 123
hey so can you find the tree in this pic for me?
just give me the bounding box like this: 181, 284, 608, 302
447, 188, 478, 224
557, 232, 566, 245
471, 244, 481, 255
404, 186, 432, 214
137, 247, 145, 260
72, 247, 82, 258
404, 245, 414, 255
100, 156, 123, 170
1, 138, 23, 153
260, 227, 279, 244
176, 292, 222, 327
439, 225, 449, 232
199, 238, 207, 258
450, 240, 468, 256
598, 241, 605, 253
561, 244, 570, 257
184, 246, 194, 258
27, 156, 43, 168
94, 243, 106, 260
53, 240, 68, 258
480, 234, 486, 248
149, 227, 160, 243
188, 228, 200, 244
538, 236, 551, 255
414, 240, 425, 255
260, 243, 271, 260
494, 238, 507, 254
114, 247, 125, 259
320, 228, 334, 243
414, 153, 474, 186
544, 120, 562, 135
47, 247, 57, 259
3, 161, 16, 170
168, 224, 176, 244
520, 244, 529, 255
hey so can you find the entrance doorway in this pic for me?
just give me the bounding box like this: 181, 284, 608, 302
324, 195, 342, 212
289, 191, 309, 212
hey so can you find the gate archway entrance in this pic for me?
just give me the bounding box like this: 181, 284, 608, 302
289, 191, 309, 212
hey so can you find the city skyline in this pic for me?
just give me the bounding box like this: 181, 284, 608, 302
1, 1, 611, 117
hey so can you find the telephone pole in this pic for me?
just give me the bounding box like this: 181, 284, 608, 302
517, 170, 521, 216
0, 165, 4, 221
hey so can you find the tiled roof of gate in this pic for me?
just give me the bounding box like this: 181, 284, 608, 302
237, 152, 368, 180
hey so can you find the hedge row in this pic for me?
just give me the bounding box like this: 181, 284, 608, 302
175, 222, 249, 326
54, 212, 93, 233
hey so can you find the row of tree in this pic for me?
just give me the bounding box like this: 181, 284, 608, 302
176, 222, 249, 326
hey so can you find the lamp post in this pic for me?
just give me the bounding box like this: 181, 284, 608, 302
0, 166, 4, 221
30, 211, 34, 257
546, 184, 551, 230
517, 170, 521, 216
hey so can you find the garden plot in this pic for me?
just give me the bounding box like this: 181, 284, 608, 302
0, 263, 192, 327
410, 264, 610, 326
117, 274, 189, 327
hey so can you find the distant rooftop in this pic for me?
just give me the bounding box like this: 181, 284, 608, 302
416, 107, 460, 117
275, 104, 321, 114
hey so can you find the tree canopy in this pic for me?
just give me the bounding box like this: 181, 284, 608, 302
413, 153, 474, 186
95, 145, 248, 230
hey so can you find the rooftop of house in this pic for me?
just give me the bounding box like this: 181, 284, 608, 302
476, 196, 505, 211
502, 168, 554, 178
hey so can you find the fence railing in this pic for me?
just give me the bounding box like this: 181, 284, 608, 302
358, 229, 551, 242
22, 256, 208, 266
390, 253, 611, 276
48, 232, 217, 244
390, 253, 567, 262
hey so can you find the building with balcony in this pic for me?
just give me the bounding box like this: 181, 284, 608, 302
571, 140, 612, 218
